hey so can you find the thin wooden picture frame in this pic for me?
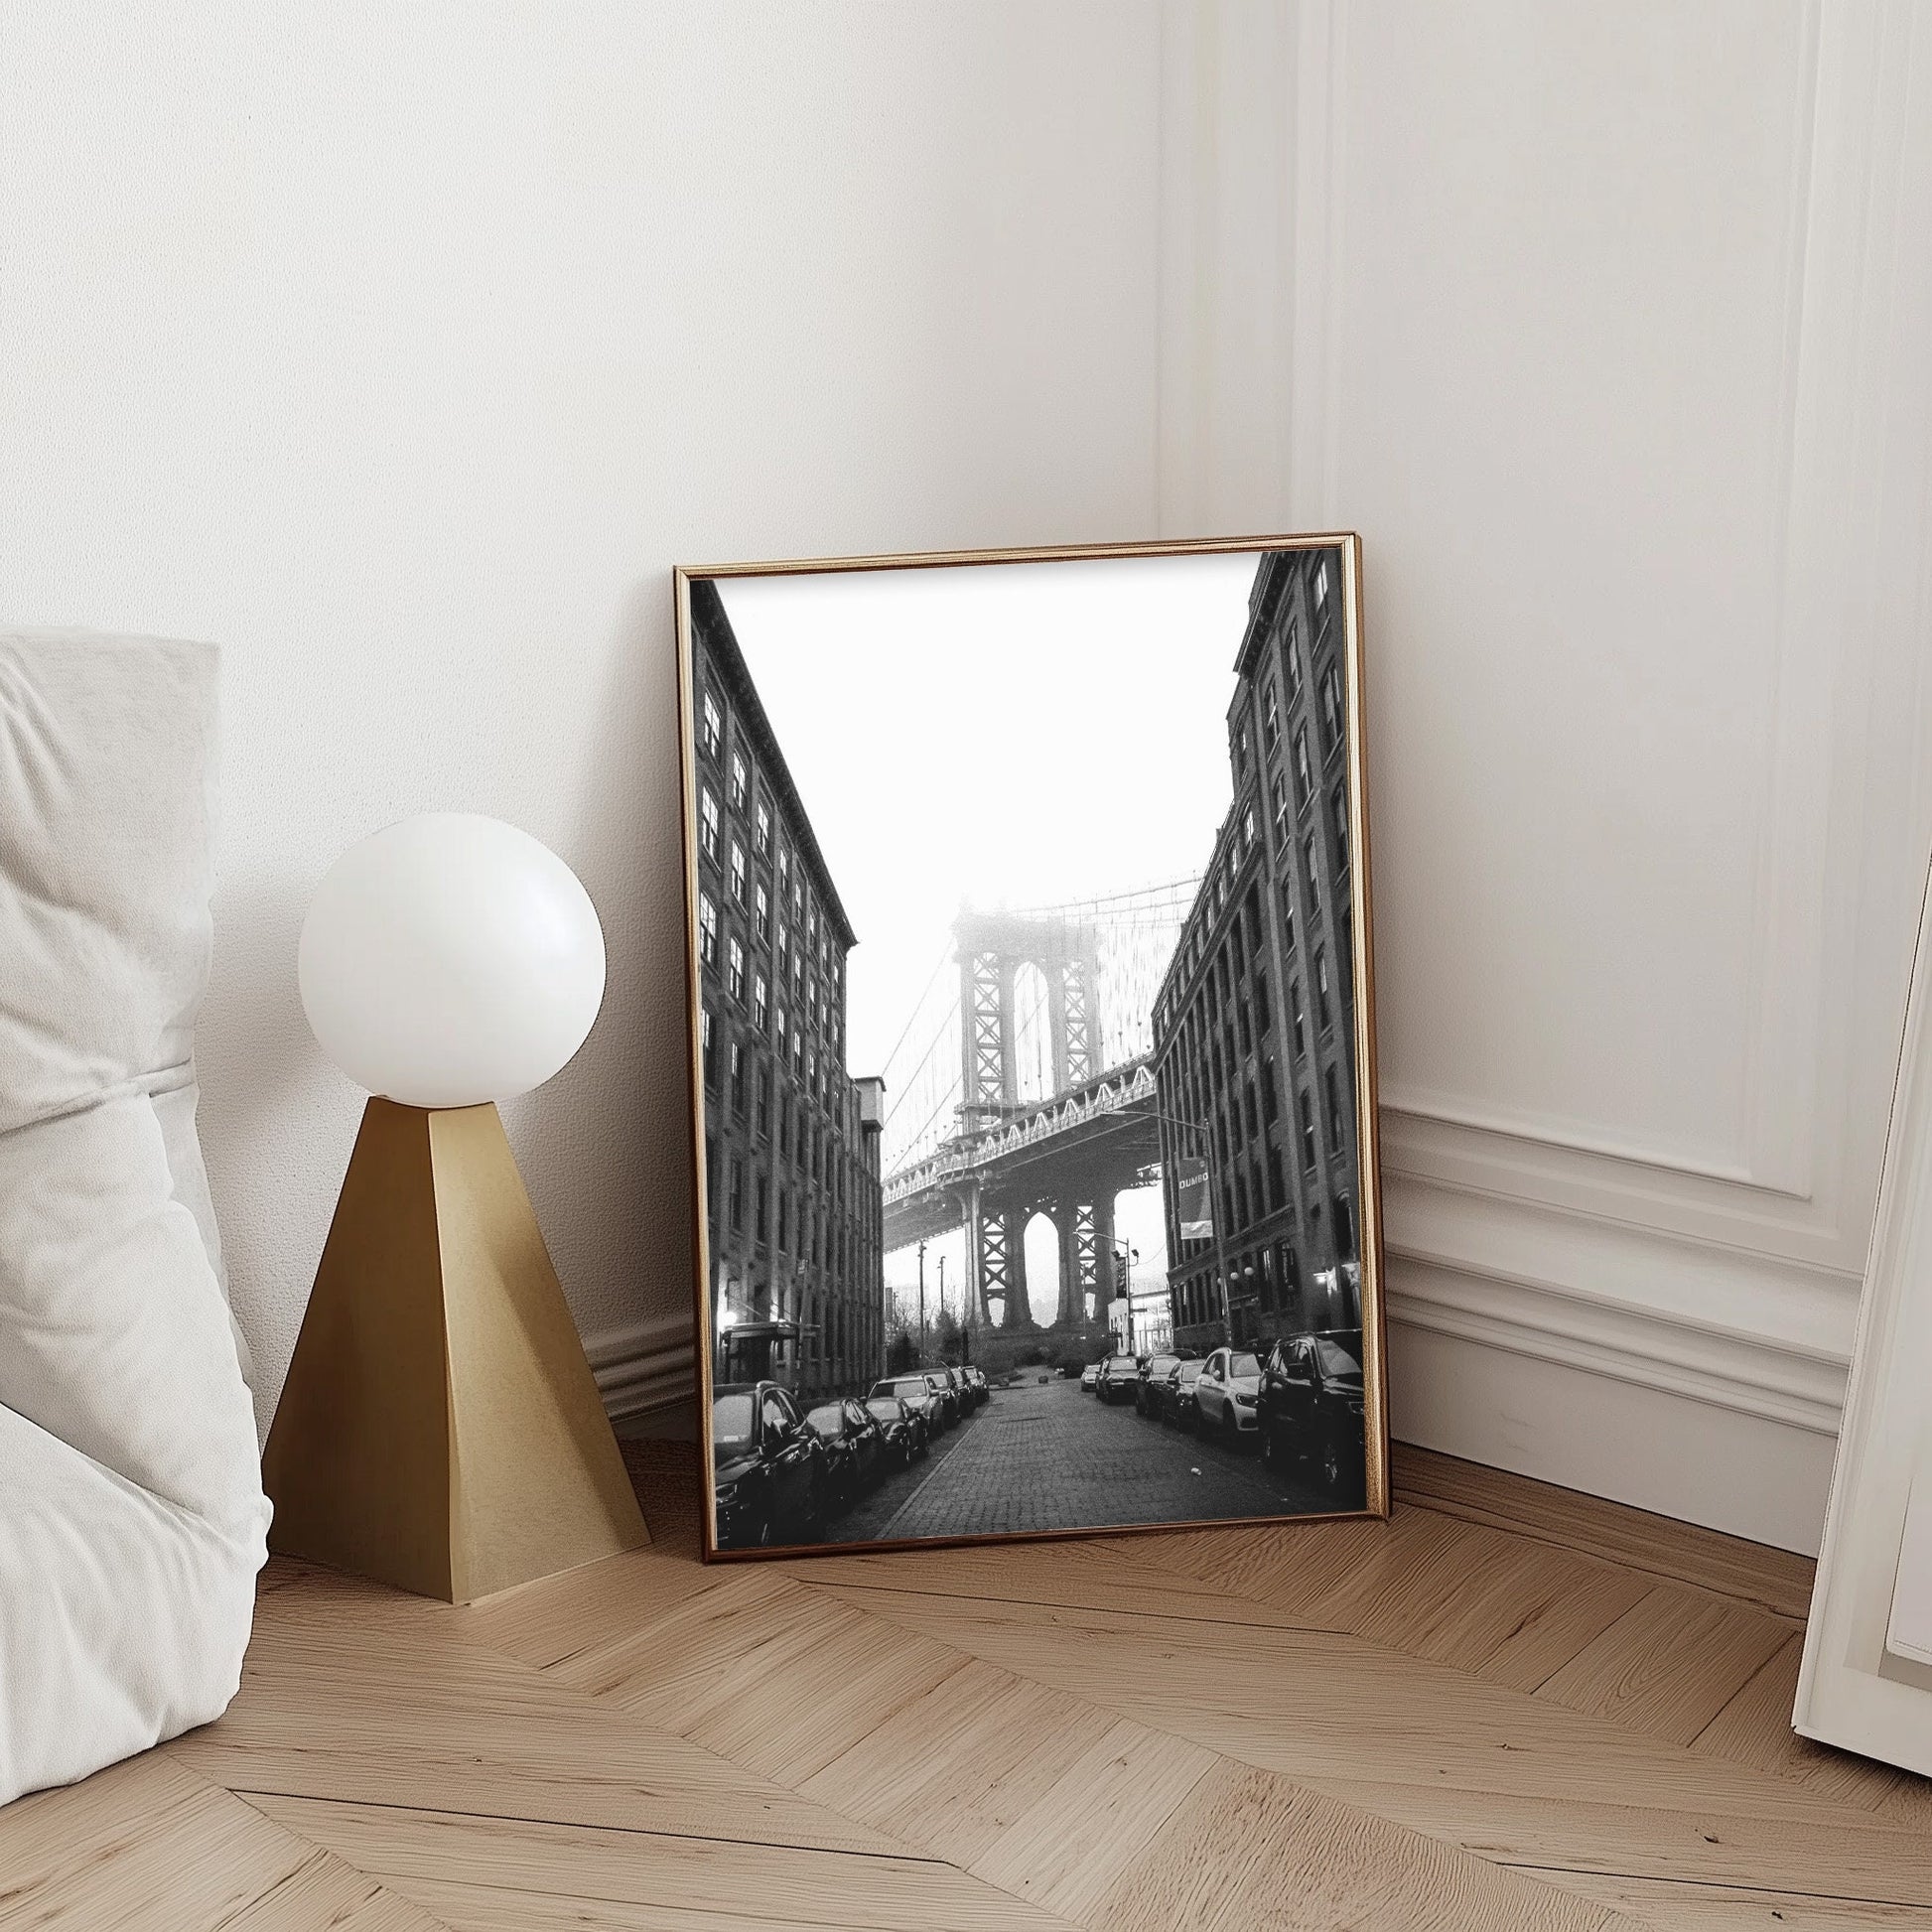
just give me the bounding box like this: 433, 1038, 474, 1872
674, 535, 1387, 1562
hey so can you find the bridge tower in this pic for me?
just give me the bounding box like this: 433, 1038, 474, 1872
952, 909, 1114, 1332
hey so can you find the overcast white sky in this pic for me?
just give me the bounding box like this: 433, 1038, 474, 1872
717, 550, 1263, 1306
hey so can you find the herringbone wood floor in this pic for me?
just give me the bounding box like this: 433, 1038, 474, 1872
6, 1439, 1931, 1929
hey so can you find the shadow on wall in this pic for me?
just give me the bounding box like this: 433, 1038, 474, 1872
504, 574, 697, 1373
196, 865, 350, 1441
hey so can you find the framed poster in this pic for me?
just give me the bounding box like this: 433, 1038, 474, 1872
675, 537, 1386, 1559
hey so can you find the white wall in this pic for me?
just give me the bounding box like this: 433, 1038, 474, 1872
8, 2, 1929, 1557
0, 3, 1164, 1433
1162, 0, 1932, 1550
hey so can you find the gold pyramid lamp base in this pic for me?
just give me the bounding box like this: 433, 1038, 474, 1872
264, 1096, 648, 1601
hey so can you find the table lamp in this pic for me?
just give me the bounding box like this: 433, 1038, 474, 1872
262, 812, 648, 1601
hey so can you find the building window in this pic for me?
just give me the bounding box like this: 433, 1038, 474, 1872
1332, 782, 1349, 873
755, 883, 769, 939
1299, 1088, 1316, 1171
1243, 804, 1257, 853
1293, 724, 1312, 806
727, 936, 745, 1002
1319, 658, 1343, 752
1315, 557, 1329, 608
1271, 768, 1288, 831
777, 846, 789, 895
1315, 948, 1332, 1031
1304, 830, 1318, 892
777, 1189, 790, 1253
753, 972, 768, 1031
729, 840, 747, 904
756, 1062, 771, 1138
1325, 1064, 1344, 1152
1284, 617, 1302, 693
730, 1040, 746, 1117
699, 786, 720, 862
728, 1158, 744, 1231
1262, 679, 1280, 751
774, 1005, 787, 1058
1291, 980, 1306, 1058
729, 751, 748, 808
755, 797, 771, 853
700, 690, 722, 759
1281, 892, 1296, 959
1334, 1193, 1355, 1260
698, 893, 717, 966
756, 1173, 767, 1239
702, 1008, 716, 1090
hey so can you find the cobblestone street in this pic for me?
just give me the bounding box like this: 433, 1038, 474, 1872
824, 1370, 1334, 1545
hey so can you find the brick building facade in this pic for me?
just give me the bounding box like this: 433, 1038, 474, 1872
689, 579, 887, 1404
1151, 547, 1362, 1355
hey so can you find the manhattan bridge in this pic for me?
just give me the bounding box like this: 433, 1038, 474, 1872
877, 878, 1199, 1331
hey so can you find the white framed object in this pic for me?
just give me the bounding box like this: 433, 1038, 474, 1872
1797, 873, 1932, 1772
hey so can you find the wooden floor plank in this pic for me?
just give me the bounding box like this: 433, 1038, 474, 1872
796, 1657, 1122, 1867
1534, 1867, 1932, 1928
1537, 1585, 1796, 1744
252, 1793, 1081, 1931
798, 1580, 1932, 1905
169, 1563, 908, 1858
1392, 1447, 1818, 1620
1088, 1758, 1628, 1932
1690, 1634, 1921, 1814
550, 1566, 968, 1786
0, 1754, 447, 1932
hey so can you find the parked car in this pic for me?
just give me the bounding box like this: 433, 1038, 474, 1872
864, 1392, 929, 1465
871, 1373, 946, 1433
1257, 1329, 1366, 1493
1135, 1353, 1181, 1417
1155, 1357, 1207, 1430
922, 1369, 962, 1429
1080, 1362, 1101, 1391
1193, 1347, 1265, 1441
1094, 1351, 1142, 1405
961, 1364, 990, 1407
711, 1381, 827, 1550
803, 1398, 890, 1510
936, 1364, 976, 1417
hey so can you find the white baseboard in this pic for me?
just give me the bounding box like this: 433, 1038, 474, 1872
1383, 1161, 1857, 1555
585, 1308, 698, 1426
1388, 1305, 1838, 1556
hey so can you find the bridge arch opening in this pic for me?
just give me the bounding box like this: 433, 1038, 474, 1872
1021, 1210, 1059, 1324
1012, 962, 1052, 1105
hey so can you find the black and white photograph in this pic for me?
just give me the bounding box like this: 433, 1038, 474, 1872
679, 538, 1385, 1558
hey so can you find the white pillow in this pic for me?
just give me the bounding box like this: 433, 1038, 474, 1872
0, 630, 269, 1804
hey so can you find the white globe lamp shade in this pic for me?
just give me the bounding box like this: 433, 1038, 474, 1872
299, 813, 607, 1109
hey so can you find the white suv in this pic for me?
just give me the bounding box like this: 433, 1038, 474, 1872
1194, 1347, 1264, 1438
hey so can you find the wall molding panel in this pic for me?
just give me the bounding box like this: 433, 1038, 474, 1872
1157, 0, 1932, 1551
587, 1309, 698, 1428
